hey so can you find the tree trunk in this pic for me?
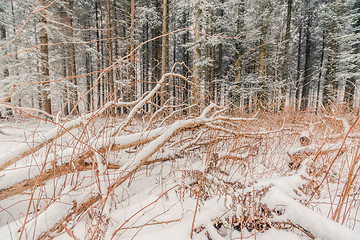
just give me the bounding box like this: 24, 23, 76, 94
300, 0, 313, 111
39, 0, 52, 115
67, 0, 79, 114
294, 21, 302, 110
84, 20, 92, 112
204, 44, 210, 105
182, 13, 190, 113
113, 0, 120, 88
210, 43, 216, 102
142, 21, 150, 112
281, 0, 293, 107
323, 0, 339, 108
351, 0, 360, 109
317, 30, 326, 111
234, 1, 245, 106
160, 0, 169, 106
218, 43, 224, 105
10, 0, 19, 111
0, 21, 12, 117
129, 0, 136, 101
257, 1, 271, 109
193, 8, 201, 111
95, 1, 102, 109
62, 50, 69, 116
106, 0, 115, 100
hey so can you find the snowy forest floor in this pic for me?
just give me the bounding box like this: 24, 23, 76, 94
1, 105, 360, 240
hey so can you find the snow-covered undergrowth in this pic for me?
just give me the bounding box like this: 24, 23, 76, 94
1, 106, 360, 240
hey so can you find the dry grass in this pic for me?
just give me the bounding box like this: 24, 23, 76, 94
1, 86, 360, 239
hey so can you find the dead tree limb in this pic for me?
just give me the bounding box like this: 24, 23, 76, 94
0, 100, 138, 172
36, 104, 218, 239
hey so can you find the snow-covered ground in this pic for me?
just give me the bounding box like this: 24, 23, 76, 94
0, 113, 360, 240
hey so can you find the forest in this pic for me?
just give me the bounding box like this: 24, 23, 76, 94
0, 0, 358, 116
0, 0, 360, 240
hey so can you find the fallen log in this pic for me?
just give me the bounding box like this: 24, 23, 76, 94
35, 105, 218, 239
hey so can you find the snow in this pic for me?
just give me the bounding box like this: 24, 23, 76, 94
109, 127, 165, 151
0, 118, 79, 169
256, 228, 302, 240
263, 187, 360, 240
118, 117, 210, 173
1, 114, 360, 240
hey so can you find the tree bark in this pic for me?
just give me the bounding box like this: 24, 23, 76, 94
281, 0, 293, 107
66, 0, 79, 114
61, 50, 69, 115
317, 30, 326, 111
113, 0, 120, 102
106, 0, 115, 100
129, 0, 136, 101
323, 0, 339, 108
234, 1, 245, 106
182, 13, 190, 113
39, 0, 52, 115
257, 1, 271, 109
84, 20, 92, 112
351, 0, 360, 109
193, 8, 201, 111
160, 0, 169, 106
300, 0, 313, 111
95, 1, 102, 109
0, 19, 12, 117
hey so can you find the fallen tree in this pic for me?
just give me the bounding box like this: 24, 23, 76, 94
0, 74, 360, 240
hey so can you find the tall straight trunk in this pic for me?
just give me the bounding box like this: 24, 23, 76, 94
193, 8, 201, 110
0, 21, 11, 117
323, 44, 337, 106
160, 0, 169, 106
129, 0, 136, 101
323, 0, 340, 107
172, 22, 177, 105
39, 0, 52, 115
150, 0, 162, 109
113, 0, 120, 97
258, 37, 267, 97
218, 0, 225, 105
59, 6, 69, 115
210, 43, 216, 102
67, 0, 79, 114
323, 3, 339, 107
209, 15, 216, 102
152, 33, 161, 107
344, 77, 355, 107
295, 22, 302, 109
257, 1, 271, 108
84, 20, 92, 112
0, 21, 8, 84
10, 0, 19, 109
95, 1, 102, 108
300, 0, 313, 110
33, 21, 42, 111
143, 22, 149, 103
281, 0, 293, 107
204, 44, 210, 105
218, 43, 224, 105
106, 0, 115, 100
101, 37, 106, 105
234, 1, 245, 106
351, 0, 360, 109
62, 50, 69, 116
182, 13, 190, 112
317, 30, 326, 111
140, 21, 149, 112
